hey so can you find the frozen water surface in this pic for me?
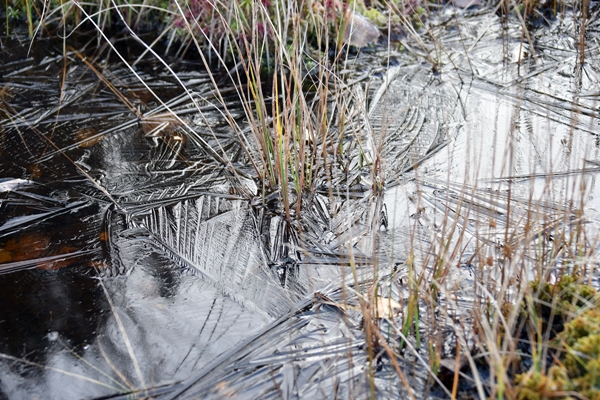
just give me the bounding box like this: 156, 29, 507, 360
1, 3, 600, 399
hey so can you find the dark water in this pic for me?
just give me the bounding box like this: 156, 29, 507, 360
1, 3, 600, 399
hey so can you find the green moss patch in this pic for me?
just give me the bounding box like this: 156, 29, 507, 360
517, 278, 600, 399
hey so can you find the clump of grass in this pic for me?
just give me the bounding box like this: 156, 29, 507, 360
3, 0, 417, 52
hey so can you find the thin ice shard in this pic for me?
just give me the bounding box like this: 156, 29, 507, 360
128, 196, 298, 316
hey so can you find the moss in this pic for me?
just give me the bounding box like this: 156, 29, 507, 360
409, 6, 426, 29
363, 8, 387, 26
561, 308, 600, 345
516, 367, 571, 400
516, 280, 600, 399
531, 275, 599, 317
558, 308, 600, 400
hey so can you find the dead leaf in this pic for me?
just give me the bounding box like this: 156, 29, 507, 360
141, 114, 181, 137
75, 128, 103, 148
374, 296, 402, 318
439, 354, 468, 371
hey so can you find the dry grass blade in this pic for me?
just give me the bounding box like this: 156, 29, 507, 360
0, 353, 123, 391
95, 270, 146, 388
